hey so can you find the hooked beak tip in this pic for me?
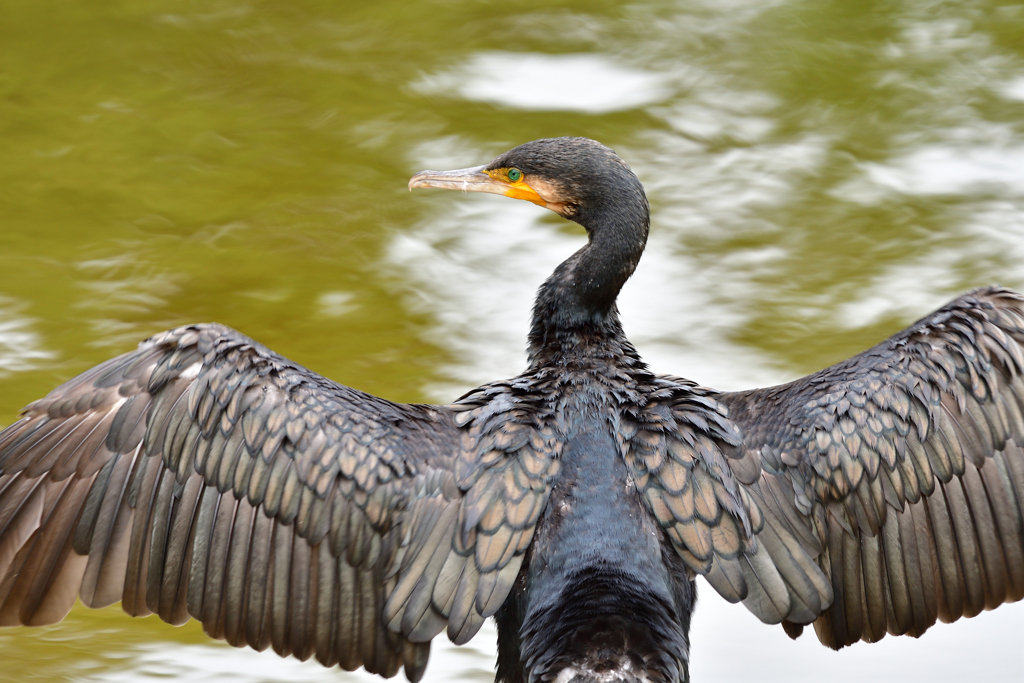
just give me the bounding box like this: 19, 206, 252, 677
408, 165, 492, 193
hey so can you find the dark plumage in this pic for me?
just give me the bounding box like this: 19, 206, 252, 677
1, 137, 1023, 683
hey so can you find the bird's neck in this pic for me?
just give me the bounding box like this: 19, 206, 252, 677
528, 200, 649, 361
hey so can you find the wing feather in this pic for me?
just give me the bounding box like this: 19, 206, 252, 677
716, 286, 1024, 648
0, 323, 560, 681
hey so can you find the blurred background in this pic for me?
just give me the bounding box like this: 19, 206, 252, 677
2, 0, 1023, 680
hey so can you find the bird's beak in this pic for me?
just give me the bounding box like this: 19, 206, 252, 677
409, 165, 547, 207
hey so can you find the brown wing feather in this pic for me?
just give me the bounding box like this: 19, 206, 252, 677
619, 370, 837, 630
0, 323, 558, 681
717, 285, 1024, 648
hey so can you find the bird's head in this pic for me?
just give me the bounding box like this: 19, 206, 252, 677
409, 137, 646, 229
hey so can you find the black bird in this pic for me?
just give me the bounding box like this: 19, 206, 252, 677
0, 137, 1023, 683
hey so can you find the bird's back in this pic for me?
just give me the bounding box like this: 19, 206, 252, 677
495, 381, 696, 683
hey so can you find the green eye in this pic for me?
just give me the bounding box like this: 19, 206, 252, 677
507, 168, 522, 182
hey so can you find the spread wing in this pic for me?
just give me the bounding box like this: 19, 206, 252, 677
713, 285, 1024, 647
0, 324, 558, 681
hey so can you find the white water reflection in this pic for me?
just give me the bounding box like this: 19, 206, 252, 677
652, 88, 778, 145
85, 621, 498, 683
863, 144, 1024, 197
831, 145, 1024, 328
690, 589, 1024, 683
965, 200, 1024, 266
0, 298, 54, 377
413, 52, 671, 113
833, 203, 1024, 333
317, 290, 359, 318
81, 643, 349, 683
832, 251, 964, 330
1000, 75, 1024, 101
76, 254, 181, 348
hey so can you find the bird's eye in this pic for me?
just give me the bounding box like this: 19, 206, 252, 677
507, 168, 522, 182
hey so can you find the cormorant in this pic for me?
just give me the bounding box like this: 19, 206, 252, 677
0, 137, 1022, 683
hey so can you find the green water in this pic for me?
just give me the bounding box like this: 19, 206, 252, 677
1, 1, 1023, 681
